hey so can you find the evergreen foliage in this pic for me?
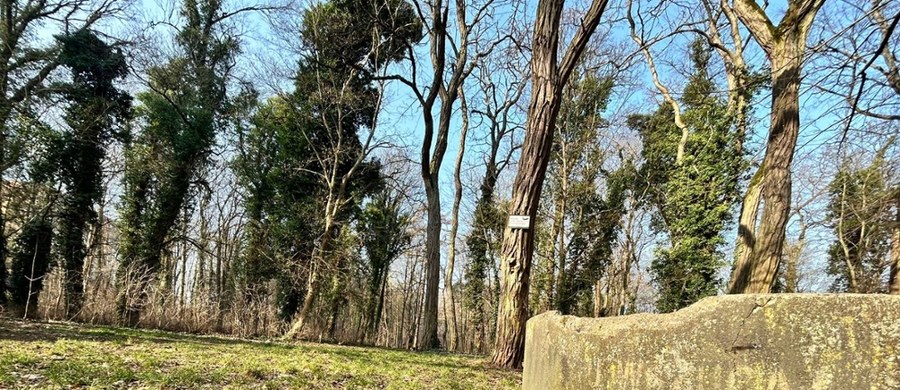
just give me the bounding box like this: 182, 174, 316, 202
233, 0, 421, 322
632, 40, 748, 313
53, 30, 131, 317
463, 184, 504, 347
359, 187, 412, 338
117, 0, 240, 324
7, 216, 53, 315
540, 71, 631, 316
826, 141, 897, 293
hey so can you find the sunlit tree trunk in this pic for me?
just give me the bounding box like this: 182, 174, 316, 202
731, 43, 802, 293
890, 206, 899, 295
727, 0, 824, 294
492, 57, 559, 369
491, 0, 610, 368
443, 89, 469, 351
419, 174, 442, 349
730, 169, 763, 291
284, 210, 335, 339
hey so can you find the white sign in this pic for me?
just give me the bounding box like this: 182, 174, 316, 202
508, 215, 531, 229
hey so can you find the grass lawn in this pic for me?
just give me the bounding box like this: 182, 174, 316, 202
0, 318, 520, 389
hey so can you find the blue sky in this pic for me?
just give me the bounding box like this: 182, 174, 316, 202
59, 0, 898, 295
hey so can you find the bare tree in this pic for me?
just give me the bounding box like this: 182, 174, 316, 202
461, 43, 527, 353
626, 0, 688, 164
890, 202, 899, 294
727, 0, 826, 294
491, 0, 611, 369
283, 59, 390, 340
383, 0, 503, 349
442, 87, 469, 351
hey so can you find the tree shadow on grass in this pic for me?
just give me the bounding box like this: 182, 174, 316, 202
0, 317, 278, 349
320, 346, 489, 372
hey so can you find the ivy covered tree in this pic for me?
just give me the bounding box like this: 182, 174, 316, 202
463, 184, 504, 352
7, 216, 53, 317
1, 110, 59, 308
554, 165, 630, 316
232, 97, 280, 305
117, 0, 240, 325
4, 30, 128, 318
233, 0, 421, 335
283, 0, 421, 338
358, 186, 411, 342
826, 142, 897, 293
532, 71, 630, 316
53, 30, 131, 318
632, 40, 748, 313
234, 97, 313, 321
0, 0, 120, 306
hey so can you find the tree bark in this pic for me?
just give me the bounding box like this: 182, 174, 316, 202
729, 167, 763, 291
418, 174, 442, 349
375, 270, 388, 338
284, 213, 335, 339
491, 0, 608, 369
730, 44, 802, 293
443, 90, 469, 351
889, 205, 899, 294
727, 0, 824, 294
491, 66, 560, 368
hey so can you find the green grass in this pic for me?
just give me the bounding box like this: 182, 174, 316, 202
0, 318, 520, 389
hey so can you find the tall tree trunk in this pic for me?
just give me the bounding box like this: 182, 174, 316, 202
397, 259, 412, 348
443, 90, 469, 351
730, 45, 802, 293
491, 0, 609, 368
729, 168, 763, 291
289, 262, 319, 338
365, 268, 382, 343
889, 205, 899, 294
491, 76, 559, 368
374, 270, 388, 339
418, 175, 441, 349
727, 0, 823, 293
284, 214, 334, 339
60, 204, 92, 319
411, 258, 426, 348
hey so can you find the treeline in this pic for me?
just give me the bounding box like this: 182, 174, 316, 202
0, 0, 898, 369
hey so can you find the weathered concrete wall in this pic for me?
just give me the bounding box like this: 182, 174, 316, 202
523, 294, 900, 390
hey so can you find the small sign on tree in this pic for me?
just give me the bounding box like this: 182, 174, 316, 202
508, 215, 531, 229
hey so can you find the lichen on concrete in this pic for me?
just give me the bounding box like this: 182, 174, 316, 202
523, 294, 900, 389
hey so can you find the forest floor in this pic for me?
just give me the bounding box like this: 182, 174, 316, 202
0, 317, 520, 389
